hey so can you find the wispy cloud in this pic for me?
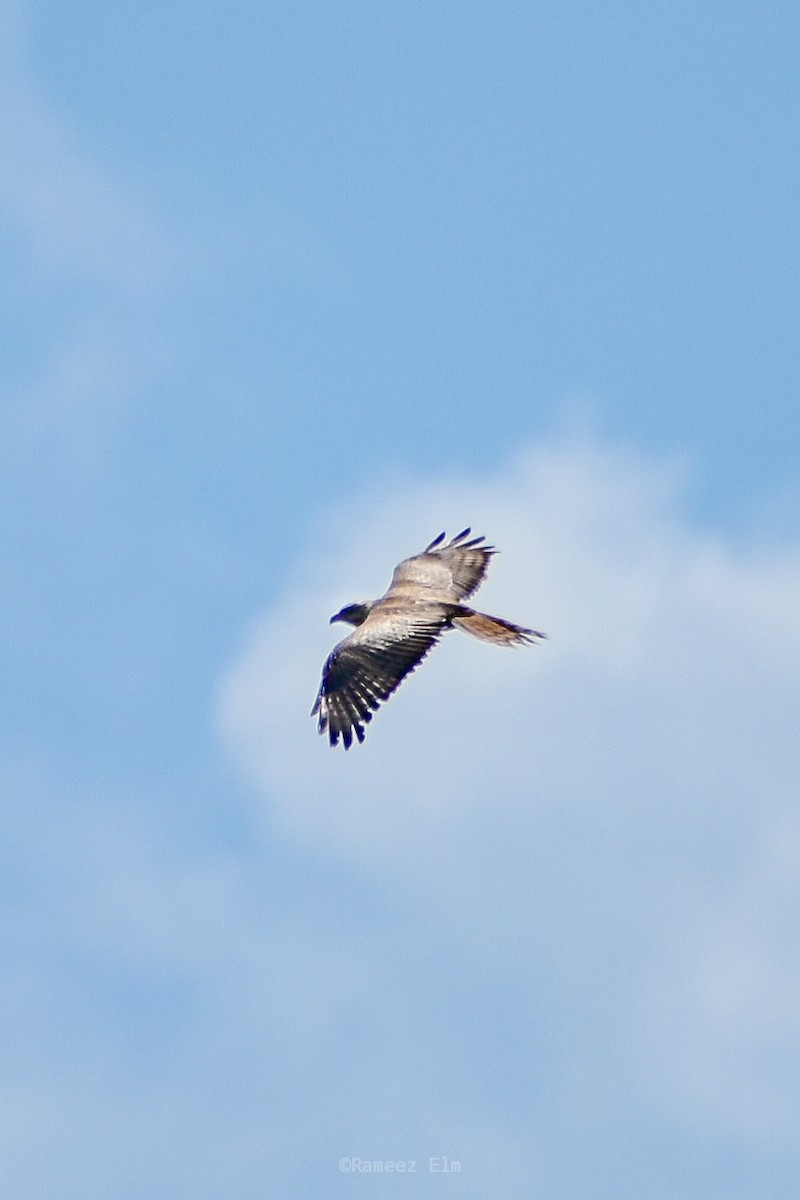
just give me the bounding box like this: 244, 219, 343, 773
0, 16, 172, 290
0, 15, 182, 469
642, 805, 800, 1145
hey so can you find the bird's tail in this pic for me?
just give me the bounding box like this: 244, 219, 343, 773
450, 607, 545, 645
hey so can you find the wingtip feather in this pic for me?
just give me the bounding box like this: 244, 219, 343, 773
423, 531, 446, 552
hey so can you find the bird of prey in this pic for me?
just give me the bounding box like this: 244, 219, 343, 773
312, 528, 545, 748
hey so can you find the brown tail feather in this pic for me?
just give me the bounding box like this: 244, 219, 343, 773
451, 609, 545, 645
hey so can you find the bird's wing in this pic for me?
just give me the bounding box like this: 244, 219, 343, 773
312, 607, 447, 749
386, 528, 495, 603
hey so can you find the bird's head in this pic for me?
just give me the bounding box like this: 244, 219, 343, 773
330, 601, 371, 627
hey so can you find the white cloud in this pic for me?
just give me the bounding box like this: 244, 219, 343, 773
218, 435, 799, 853
218, 432, 800, 1152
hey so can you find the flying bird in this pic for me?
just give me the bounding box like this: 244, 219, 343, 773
312, 528, 545, 748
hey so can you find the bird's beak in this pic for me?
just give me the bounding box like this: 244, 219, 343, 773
329, 611, 342, 624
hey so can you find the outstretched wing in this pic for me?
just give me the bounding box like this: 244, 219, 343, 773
312, 609, 447, 749
386, 527, 495, 603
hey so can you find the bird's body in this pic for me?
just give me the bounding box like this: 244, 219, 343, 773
312, 529, 544, 749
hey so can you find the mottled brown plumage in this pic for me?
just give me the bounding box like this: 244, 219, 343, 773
312, 528, 545, 748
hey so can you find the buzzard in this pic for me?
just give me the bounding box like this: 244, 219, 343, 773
312, 528, 545, 748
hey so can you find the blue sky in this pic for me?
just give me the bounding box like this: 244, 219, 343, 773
3, 2, 800, 1196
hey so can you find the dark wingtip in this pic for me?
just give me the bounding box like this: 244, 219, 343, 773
424, 531, 446, 552
339, 723, 367, 749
